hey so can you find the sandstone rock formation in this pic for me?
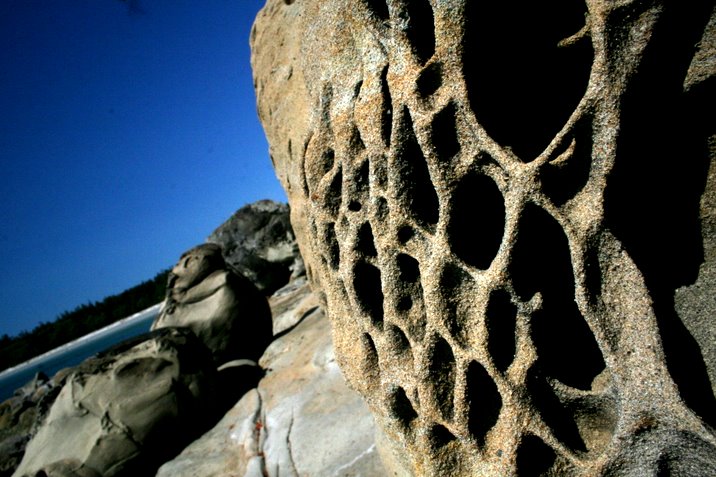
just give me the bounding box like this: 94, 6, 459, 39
12, 328, 216, 477
0, 374, 50, 477
207, 200, 305, 294
156, 281, 386, 477
152, 243, 273, 365
252, 1, 716, 475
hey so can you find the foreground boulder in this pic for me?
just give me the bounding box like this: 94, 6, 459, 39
12, 328, 216, 477
252, 1, 716, 475
152, 243, 272, 365
156, 281, 386, 476
207, 200, 305, 295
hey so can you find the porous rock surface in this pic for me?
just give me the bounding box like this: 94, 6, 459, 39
156, 281, 386, 477
252, 1, 716, 475
207, 200, 305, 294
152, 243, 273, 365
12, 328, 216, 477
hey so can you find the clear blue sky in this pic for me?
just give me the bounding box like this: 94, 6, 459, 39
0, 0, 286, 337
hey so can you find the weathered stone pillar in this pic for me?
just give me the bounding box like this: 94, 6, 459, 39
251, 1, 716, 474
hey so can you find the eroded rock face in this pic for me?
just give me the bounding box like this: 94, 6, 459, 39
156, 282, 385, 477
152, 243, 273, 365
207, 200, 305, 294
12, 328, 216, 477
251, 1, 716, 475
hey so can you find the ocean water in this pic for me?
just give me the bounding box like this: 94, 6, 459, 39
0, 304, 161, 401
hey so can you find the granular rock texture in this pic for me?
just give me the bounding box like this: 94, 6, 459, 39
251, 0, 716, 475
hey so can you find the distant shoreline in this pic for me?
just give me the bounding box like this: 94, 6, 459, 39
0, 303, 162, 400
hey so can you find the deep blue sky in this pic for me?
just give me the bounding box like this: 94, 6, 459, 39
0, 0, 286, 337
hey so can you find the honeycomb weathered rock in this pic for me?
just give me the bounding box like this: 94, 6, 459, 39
251, 1, 716, 475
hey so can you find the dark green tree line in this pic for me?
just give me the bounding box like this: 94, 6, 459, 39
0, 269, 169, 372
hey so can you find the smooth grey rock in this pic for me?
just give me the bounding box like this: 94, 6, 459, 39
152, 243, 273, 365
156, 287, 387, 477
12, 328, 216, 477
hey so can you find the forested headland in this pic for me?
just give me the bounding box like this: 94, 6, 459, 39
0, 269, 169, 372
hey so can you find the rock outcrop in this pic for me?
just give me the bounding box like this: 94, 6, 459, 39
12, 328, 216, 477
152, 243, 273, 365
207, 200, 305, 294
0, 374, 50, 477
252, 1, 716, 475
156, 280, 386, 477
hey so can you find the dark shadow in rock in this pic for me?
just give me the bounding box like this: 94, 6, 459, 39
426, 335, 455, 421
430, 102, 460, 160
511, 205, 605, 390
463, 0, 592, 161
526, 369, 585, 452
215, 361, 264, 418
417, 62, 442, 99
466, 360, 501, 446
355, 222, 378, 258
539, 118, 593, 207
516, 434, 556, 476
388, 386, 418, 432
363, 0, 388, 21
393, 108, 439, 229
485, 289, 517, 373
353, 260, 384, 330
381, 67, 392, 147
448, 172, 504, 270
404, 0, 435, 65
602, 2, 716, 427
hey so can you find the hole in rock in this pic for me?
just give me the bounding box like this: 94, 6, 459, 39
397, 253, 420, 283
467, 360, 502, 445
486, 289, 517, 373
380, 67, 392, 147
364, 0, 388, 21
417, 62, 442, 98
350, 124, 366, 152
306, 147, 335, 195
428, 424, 456, 449
323, 223, 340, 270
397, 295, 413, 312
386, 324, 413, 361
353, 260, 384, 329
427, 335, 456, 420
375, 196, 389, 222
405, 0, 435, 65
394, 107, 439, 228
361, 333, 381, 385
539, 120, 593, 206
463, 0, 592, 160
324, 167, 343, 217
356, 159, 370, 191
516, 434, 557, 476
510, 205, 605, 389
526, 369, 586, 452
389, 386, 418, 430
603, 1, 716, 427
430, 102, 460, 160
397, 225, 415, 243
348, 201, 362, 211
356, 222, 378, 257
448, 172, 505, 269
